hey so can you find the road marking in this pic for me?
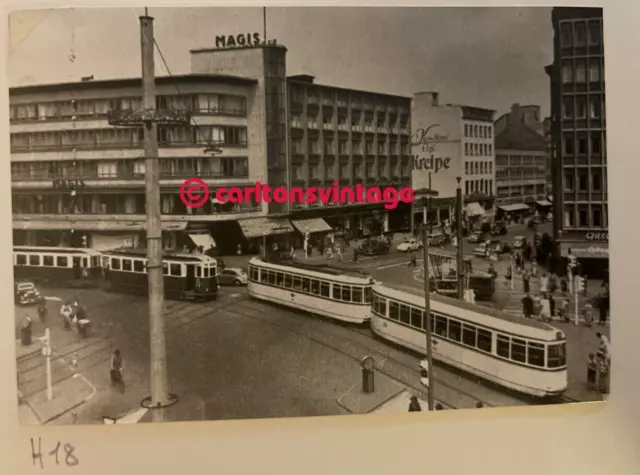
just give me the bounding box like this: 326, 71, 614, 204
45, 296, 62, 302
229, 293, 241, 298
377, 259, 423, 270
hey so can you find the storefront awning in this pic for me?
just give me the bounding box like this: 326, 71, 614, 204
238, 217, 294, 239
465, 202, 485, 217
498, 203, 531, 213
12, 219, 188, 232
189, 233, 216, 249
536, 200, 552, 207
560, 242, 609, 259
291, 218, 333, 234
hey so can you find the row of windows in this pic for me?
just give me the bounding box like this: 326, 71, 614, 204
248, 265, 373, 304
464, 124, 492, 139
292, 138, 411, 156
559, 20, 603, 48
292, 161, 411, 182
10, 126, 248, 152
291, 113, 409, 131
563, 203, 607, 229
290, 88, 409, 114
495, 169, 546, 180
562, 95, 603, 121
495, 154, 547, 166
464, 179, 493, 196
562, 133, 604, 156
561, 60, 603, 85
563, 168, 605, 193
465, 161, 493, 176
11, 157, 249, 181
496, 185, 547, 198
464, 142, 493, 157
109, 257, 216, 277
9, 94, 247, 122
372, 294, 566, 368
14, 253, 99, 268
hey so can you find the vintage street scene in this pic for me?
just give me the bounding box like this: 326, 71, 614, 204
9, 7, 609, 425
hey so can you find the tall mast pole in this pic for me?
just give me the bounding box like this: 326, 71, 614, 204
456, 177, 465, 300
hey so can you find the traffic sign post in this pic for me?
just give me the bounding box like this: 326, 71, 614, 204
574, 276, 584, 326
37, 328, 53, 401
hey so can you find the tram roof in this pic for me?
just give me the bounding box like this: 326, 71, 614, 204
251, 256, 373, 280
373, 282, 554, 331
13, 246, 101, 255
102, 248, 217, 263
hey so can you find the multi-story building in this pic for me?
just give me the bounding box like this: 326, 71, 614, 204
542, 116, 553, 193
286, 74, 412, 237
411, 92, 495, 227
494, 103, 550, 218
546, 7, 607, 274
9, 40, 414, 253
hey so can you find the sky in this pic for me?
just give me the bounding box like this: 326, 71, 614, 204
7, 7, 554, 118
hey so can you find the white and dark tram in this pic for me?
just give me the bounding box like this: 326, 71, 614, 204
13, 246, 103, 285
370, 283, 567, 397
247, 257, 375, 324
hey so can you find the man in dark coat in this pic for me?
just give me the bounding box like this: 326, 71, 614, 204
522, 294, 534, 319
408, 395, 422, 412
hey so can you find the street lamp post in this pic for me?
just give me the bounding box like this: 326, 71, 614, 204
414, 184, 438, 411
455, 177, 465, 300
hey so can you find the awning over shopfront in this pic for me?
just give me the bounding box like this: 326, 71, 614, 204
536, 200, 552, 207
189, 233, 216, 249
12, 219, 188, 232
498, 203, 531, 213
291, 218, 333, 235
465, 202, 485, 217
238, 217, 294, 239
560, 242, 609, 259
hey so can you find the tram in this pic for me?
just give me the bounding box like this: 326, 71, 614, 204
247, 256, 375, 324
370, 283, 567, 397
13, 246, 103, 285
102, 248, 218, 301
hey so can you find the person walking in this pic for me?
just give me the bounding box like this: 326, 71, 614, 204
540, 273, 549, 294
522, 294, 534, 319
522, 271, 531, 294
110, 349, 124, 392
408, 251, 417, 268
583, 301, 594, 327
408, 395, 422, 412
335, 244, 342, 262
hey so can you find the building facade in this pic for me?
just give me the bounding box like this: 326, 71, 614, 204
411, 92, 496, 227
494, 103, 550, 218
546, 7, 607, 273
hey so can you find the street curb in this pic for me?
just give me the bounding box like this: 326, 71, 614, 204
41, 374, 97, 425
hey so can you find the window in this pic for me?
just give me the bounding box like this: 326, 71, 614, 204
163, 263, 169, 275
477, 329, 492, 352
462, 324, 476, 347
364, 287, 372, 303
28, 255, 40, 266
527, 342, 545, 367
134, 260, 145, 272
111, 258, 121, 270
497, 335, 510, 359
574, 22, 586, 46
588, 21, 601, 46
464, 143, 469, 156
464, 125, 469, 137
301, 277, 310, 293
562, 61, 573, 83
320, 282, 330, 297
43, 255, 54, 267
560, 22, 572, 46
170, 263, 181, 276
578, 170, 588, 191
97, 162, 118, 178
389, 302, 399, 320
589, 60, 601, 83
578, 206, 589, 227
375, 296, 387, 315
564, 205, 575, 228
448, 320, 461, 342
399, 304, 410, 325
511, 338, 527, 363
563, 135, 574, 155
352, 287, 363, 303
564, 171, 575, 191
578, 137, 588, 154
575, 60, 586, 83
575, 96, 586, 119
293, 276, 302, 291
410, 307, 423, 329
56, 256, 68, 267
590, 96, 602, 119
547, 343, 566, 368
465, 162, 469, 174
592, 205, 603, 227
434, 316, 447, 337
591, 135, 601, 155
592, 170, 602, 191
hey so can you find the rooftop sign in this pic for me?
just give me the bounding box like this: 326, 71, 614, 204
215, 33, 277, 49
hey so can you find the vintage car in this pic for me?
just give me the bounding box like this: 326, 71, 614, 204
359, 238, 390, 256
512, 235, 528, 250
14, 281, 45, 306
397, 238, 423, 252
427, 232, 447, 246
218, 268, 248, 286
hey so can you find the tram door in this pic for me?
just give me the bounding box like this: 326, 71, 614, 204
185, 264, 196, 291
72, 257, 82, 279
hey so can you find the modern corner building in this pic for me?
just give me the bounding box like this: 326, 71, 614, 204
546, 7, 607, 274
494, 103, 551, 220
411, 92, 496, 226
9, 37, 412, 253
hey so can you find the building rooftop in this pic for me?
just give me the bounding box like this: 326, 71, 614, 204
495, 119, 547, 152
9, 74, 258, 96
287, 74, 411, 101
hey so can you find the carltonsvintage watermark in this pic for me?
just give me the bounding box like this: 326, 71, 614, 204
179, 179, 415, 210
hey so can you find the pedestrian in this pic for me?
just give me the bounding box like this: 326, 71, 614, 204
37, 304, 47, 324
521, 293, 534, 319
522, 271, 530, 294
583, 301, 593, 327
560, 276, 568, 293
110, 349, 124, 391
540, 294, 551, 322
540, 273, 549, 294
559, 297, 570, 322
435, 404, 444, 410
549, 274, 557, 294
353, 247, 359, 264
505, 265, 512, 285
596, 332, 611, 364
549, 293, 556, 319
289, 246, 295, 259
598, 294, 608, 325
408, 251, 417, 268
335, 244, 342, 262
531, 258, 538, 277
60, 302, 74, 330
408, 395, 422, 412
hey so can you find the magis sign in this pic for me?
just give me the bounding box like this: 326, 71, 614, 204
215, 33, 277, 49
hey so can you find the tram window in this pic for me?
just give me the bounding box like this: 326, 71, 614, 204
16, 254, 27, 265
399, 304, 410, 325
462, 325, 477, 347
56, 256, 68, 267
430, 314, 436, 332
310, 279, 320, 295
510, 338, 527, 363
477, 329, 493, 353
333, 284, 342, 300
527, 342, 545, 367
341, 286, 352, 302
547, 343, 567, 368
389, 302, 400, 320
376, 297, 387, 315
352, 287, 363, 303
301, 278, 310, 293
364, 287, 373, 303
268, 271, 276, 285
284, 274, 293, 288
111, 258, 121, 270
497, 335, 510, 358
163, 263, 169, 275
277, 272, 285, 287
435, 316, 447, 337
448, 320, 461, 342
134, 261, 144, 273
122, 259, 132, 271
293, 276, 302, 290
320, 282, 330, 297
29, 255, 40, 266
410, 307, 422, 329
43, 256, 54, 267
248, 266, 256, 281
170, 264, 181, 276
196, 267, 202, 278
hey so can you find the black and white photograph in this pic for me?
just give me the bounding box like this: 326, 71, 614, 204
9, 6, 610, 425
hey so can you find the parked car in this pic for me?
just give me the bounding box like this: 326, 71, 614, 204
218, 268, 248, 286
427, 232, 447, 246
14, 281, 45, 306
397, 238, 423, 252
359, 238, 390, 256
468, 231, 484, 243
512, 235, 528, 249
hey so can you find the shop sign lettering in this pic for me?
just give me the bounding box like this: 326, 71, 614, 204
215, 33, 276, 49
585, 232, 608, 241
411, 124, 451, 153
411, 155, 451, 174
